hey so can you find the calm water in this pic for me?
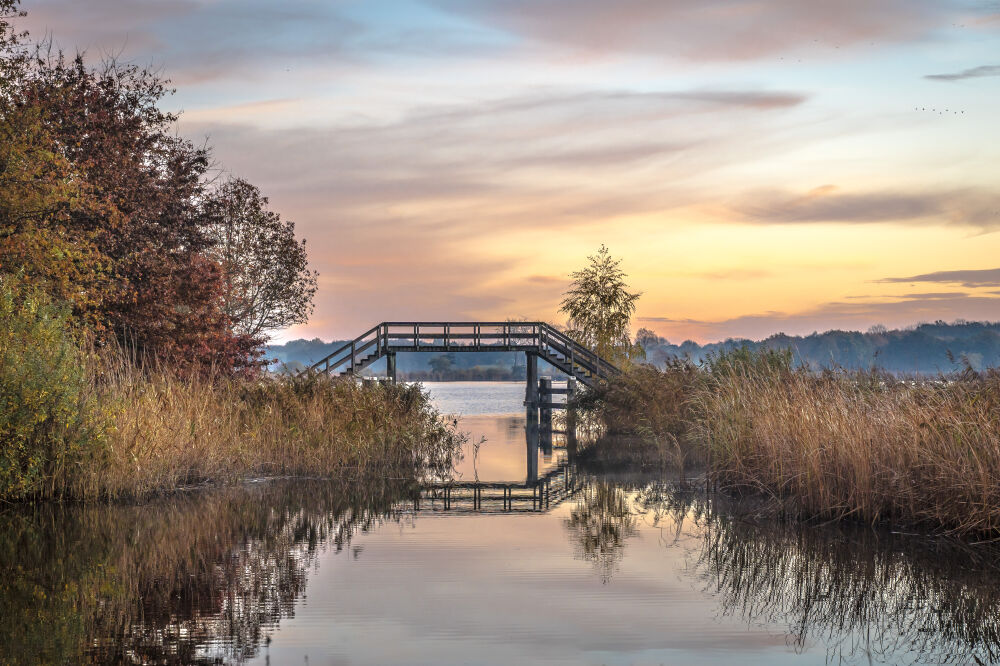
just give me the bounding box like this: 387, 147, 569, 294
3, 382, 1000, 665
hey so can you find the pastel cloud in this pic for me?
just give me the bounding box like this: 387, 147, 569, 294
182, 88, 806, 248
877, 268, 1000, 288
926, 65, 1000, 81
15, 0, 1000, 342
434, 0, 954, 61
726, 186, 1000, 229
184, 87, 811, 334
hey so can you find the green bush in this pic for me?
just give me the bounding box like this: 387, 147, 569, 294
575, 360, 707, 476
0, 277, 106, 498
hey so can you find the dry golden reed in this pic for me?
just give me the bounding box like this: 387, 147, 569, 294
701, 363, 1000, 536
59, 353, 463, 501
583, 349, 1000, 537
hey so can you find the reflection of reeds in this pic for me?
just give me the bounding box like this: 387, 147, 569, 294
0, 480, 415, 665
636, 484, 1000, 665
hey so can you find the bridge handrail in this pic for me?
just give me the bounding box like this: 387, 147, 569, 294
308, 323, 382, 374
305, 321, 620, 379
538, 323, 619, 375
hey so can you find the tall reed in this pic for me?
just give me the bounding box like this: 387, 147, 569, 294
699, 360, 1000, 536
73, 355, 464, 500
580, 348, 1000, 537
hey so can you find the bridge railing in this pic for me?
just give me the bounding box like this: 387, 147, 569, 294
537, 324, 619, 378
306, 321, 620, 381
381, 322, 541, 350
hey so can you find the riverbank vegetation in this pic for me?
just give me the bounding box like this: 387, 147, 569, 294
1, 278, 462, 501
0, 2, 460, 502
578, 348, 1000, 537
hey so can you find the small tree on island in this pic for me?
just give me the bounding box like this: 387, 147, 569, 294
560, 245, 643, 368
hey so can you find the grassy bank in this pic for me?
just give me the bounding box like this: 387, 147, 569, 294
0, 280, 462, 501
578, 350, 1000, 537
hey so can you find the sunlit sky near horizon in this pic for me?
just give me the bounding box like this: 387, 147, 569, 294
20, 0, 1000, 343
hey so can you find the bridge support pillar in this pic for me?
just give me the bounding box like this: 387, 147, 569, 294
539, 378, 553, 454
525, 352, 538, 408
385, 352, 397, 383
566, 378, 578, 458
526, 412, 539, 485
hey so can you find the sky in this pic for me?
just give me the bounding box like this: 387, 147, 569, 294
19, 0, 1000, 343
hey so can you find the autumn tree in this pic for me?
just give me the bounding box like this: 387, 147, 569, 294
0, 3, 311, 373
560, 245, 642, 367
3, 49, 258, 370
202, 178, 317, 340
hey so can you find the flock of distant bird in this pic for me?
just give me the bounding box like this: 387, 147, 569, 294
770, 35, 981, 118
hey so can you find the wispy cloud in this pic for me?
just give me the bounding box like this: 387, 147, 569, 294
726, 185, 1000, 229
434, 0, 954, 61
191, 86, 807, 333
186, 87, 807, 232
925, 64, 1000, 81
877, 267, 1000, 288
18, 0, 496, 85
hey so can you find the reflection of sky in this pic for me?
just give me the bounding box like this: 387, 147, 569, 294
20, 1, 1000, 343
244, 501, 811, 665
422, 383, 562, 483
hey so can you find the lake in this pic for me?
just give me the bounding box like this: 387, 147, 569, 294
2, 382, 999, 665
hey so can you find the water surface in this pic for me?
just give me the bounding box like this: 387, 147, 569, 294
2, 382, 999, 665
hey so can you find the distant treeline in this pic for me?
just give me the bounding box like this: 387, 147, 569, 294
636, 321, 1000, 374
273, 320, 1000, 378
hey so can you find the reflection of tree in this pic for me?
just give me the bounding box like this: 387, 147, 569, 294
564, 482, 637, 583
635, 483, 1000, 665
0, 480, 415, 665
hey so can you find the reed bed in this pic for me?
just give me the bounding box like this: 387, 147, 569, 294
580, 350, 1000, 538
71, 360, 463, 500
702, 363, 1000, 536
5, 350, 464, 501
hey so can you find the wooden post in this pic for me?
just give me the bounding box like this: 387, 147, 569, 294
525, 352, 538, 408
566, 378, 578, 456
539, 378, 553, 454
526, 407, 539, 485
386, 352, 397, 383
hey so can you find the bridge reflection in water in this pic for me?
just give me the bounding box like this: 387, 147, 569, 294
420, 398, 582, 513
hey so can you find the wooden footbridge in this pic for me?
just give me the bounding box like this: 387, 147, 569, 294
306, 322, 619, 389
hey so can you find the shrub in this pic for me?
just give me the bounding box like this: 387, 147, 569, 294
575, 360, 706, 476
0, 277, 106, 498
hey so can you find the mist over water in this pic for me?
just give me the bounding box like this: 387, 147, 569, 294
2, 383, 999, 665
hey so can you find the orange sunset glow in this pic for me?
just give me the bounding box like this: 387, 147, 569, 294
23, 0, 1000, 343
